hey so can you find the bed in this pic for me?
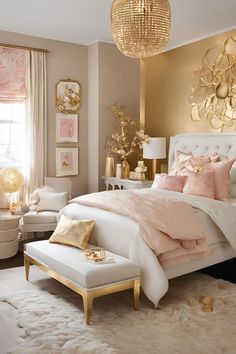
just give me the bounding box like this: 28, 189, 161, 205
61, 133, 236, 306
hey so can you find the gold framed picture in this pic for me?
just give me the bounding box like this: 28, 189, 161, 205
56, 79, 81, 113
56, 113, 78, 143
56, 147, 78, 176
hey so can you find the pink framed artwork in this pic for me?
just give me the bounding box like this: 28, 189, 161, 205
56, 147, 78, 176
56, 113, 78, 143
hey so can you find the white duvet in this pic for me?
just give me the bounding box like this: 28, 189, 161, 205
61, 190, 236, 305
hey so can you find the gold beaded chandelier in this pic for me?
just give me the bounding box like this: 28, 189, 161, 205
111, 0, 171, 58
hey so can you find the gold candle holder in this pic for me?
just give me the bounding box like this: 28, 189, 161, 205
84, 248, 106, 262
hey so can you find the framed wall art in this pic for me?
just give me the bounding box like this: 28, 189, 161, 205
56, 147, 78, 176
56, 79, 81, 113
56, 113, 78, 143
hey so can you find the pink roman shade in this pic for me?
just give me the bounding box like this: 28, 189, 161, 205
0, 47, 26, 101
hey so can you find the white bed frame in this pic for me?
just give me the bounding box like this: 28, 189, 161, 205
165, 133, 236, 279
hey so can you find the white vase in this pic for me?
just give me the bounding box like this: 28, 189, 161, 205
116, 163, 122, 178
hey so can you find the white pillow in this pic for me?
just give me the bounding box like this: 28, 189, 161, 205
30, 185, 57, 205
37, 191, 69, 212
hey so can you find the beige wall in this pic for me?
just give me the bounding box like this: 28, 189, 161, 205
0, 31, 140, 199
88, 42, 140, 192
143, 28, 236, 142
0, 30, 88, 198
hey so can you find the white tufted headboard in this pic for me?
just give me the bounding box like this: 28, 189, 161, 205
168, 133, 236, 197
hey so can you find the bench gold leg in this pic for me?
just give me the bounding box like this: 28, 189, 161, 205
24, 255, 31, 281
133, 279, 140, 310
83, 293, 94, 325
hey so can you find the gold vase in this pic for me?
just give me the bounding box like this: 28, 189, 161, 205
105, 156, 115, 177
121, 160, 130, 179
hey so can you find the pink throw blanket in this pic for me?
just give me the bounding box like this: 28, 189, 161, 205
73, 189, 208, 266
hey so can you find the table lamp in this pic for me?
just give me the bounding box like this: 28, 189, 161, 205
143, 137, 166, 179
0, 167, 24, 211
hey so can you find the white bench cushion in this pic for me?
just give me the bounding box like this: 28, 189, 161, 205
22, 211, 58, 224
25, 240, 140, 289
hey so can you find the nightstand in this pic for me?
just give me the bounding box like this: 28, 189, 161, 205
0, 212, 21, 259
101, 177, 153, 190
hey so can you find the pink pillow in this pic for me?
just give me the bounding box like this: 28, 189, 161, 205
176, 150, 219, 162
183, 169, 215, 199
170, 151, 192, 175
205, 159, 236, 201
152, 174, 188, 192
170, 150, 220, 175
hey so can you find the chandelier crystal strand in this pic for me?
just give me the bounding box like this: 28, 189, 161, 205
111, 0, 171, 58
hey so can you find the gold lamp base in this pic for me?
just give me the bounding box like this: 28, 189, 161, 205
152, 159, 157, 179
151, 159, 160, 180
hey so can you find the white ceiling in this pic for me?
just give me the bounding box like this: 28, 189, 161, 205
0, 0, 236, 51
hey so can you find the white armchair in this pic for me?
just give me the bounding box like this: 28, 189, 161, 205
20, 177, 72, 235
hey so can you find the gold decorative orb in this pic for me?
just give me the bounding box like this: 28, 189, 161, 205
0, 168, 24, 193
111, 0, 171, 58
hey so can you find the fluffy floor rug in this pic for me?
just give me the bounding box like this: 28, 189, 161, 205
1, 270, 236, 354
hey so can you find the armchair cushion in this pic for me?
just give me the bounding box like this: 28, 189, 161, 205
22, 211, 58, 224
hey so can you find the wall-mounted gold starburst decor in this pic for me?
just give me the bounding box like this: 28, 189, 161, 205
189, 37, 236, 131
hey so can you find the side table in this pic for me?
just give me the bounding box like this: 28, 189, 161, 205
101, 177, 153, 190
0, 212, 21, 259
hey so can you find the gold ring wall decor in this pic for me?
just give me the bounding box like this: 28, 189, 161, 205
189, 38, 236, 131
111, 0, 171, 58
56, 79, 81, 113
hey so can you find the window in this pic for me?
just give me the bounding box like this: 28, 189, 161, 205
0, 47, 26, 171
0, 102, 26, 169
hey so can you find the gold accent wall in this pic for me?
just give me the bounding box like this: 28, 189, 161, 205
142, 28, 236, 140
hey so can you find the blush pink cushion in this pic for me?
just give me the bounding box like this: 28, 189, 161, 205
205, 159, 236, 201
183, 170, 215, 199
170, 151, 192, 175
170, 151, 219, 175
152, 174, 187, 192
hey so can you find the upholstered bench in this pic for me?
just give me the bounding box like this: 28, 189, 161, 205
24, 240, 141, 324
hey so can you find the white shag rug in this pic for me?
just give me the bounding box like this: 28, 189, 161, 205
1, 272, 236, 354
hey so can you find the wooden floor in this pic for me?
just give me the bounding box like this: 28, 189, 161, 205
0, 251, 235, 283
0, 251, 24, 270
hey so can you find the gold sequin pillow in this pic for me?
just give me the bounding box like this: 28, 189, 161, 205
49, 214, 95, 250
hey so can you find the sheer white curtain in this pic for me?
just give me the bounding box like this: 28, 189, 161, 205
25, 51, 47, 196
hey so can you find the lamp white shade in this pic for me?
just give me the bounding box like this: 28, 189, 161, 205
143, 137, 166, 159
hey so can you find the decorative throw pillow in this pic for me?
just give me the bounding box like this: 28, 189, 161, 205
29, 185, 57, 205
169, 151, 192, 175
230, 165, 236, 197
152, 174, 188, 192
37, 191, 69, 212
170, 150, 220, 175
205, 159, 236, 201
49, 214, 95, 249
183, 169, 215, 199
184, 156, 210, 173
